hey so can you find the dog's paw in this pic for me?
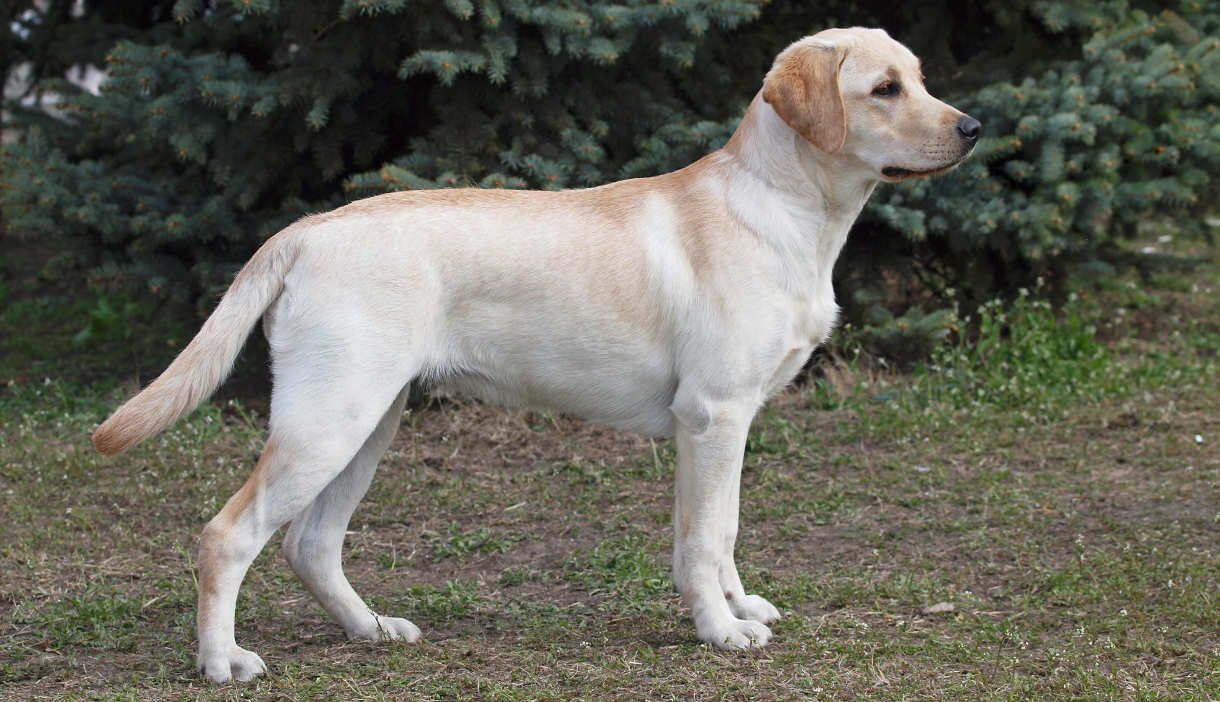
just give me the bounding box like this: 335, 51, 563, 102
696, 616, 773, 650
347, 615, 422, 643
197, 645, 267, 684
729, 593, 781, 625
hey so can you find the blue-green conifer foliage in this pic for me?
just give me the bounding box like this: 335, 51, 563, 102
2, 1, 1216, 352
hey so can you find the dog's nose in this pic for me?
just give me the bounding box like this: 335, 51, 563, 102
957, 116, 982, 143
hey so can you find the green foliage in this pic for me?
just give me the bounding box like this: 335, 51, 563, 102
2, 0, 1216, 359
401, 579, 484, 621
844, 297, 958, 364
564, 530, 671, 611
2, 0, 770, 307
914, 288, 1111, 413
744, 411, 799, 455
844, 1, 1220, 340
12, 586, 142, 650
0, 284, 193, 384
71, 290, 144, 346
426, 522, 524, 561
810, 259, 1220, 444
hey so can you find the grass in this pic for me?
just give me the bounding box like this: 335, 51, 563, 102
1, 248, 1218, 699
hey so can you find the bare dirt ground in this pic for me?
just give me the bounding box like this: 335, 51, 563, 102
2, 260, 1218, 700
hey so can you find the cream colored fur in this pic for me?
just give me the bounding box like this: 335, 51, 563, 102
92, 27, 978, 683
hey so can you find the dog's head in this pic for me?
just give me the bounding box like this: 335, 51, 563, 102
762, 27, 980, 181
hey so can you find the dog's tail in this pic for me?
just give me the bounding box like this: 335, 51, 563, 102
91, 228, 303, 455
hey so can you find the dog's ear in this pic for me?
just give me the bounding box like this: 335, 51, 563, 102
762, 43, 848, 153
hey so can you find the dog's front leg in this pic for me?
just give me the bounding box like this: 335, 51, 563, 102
718, 476, 782, 626
671, 397, 773, 649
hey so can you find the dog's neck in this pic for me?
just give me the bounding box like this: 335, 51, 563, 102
718, 92, 877, 297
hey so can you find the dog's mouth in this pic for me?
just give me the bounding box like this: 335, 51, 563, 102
881, 164, 954, 180
883, 145, 977, 181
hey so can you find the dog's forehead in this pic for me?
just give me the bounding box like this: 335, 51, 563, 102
806, 27, 921, 81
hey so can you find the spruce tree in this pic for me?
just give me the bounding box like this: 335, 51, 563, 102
3, 0, 769, 306
842, 1, 1220, 358
3, 0, 1216, 357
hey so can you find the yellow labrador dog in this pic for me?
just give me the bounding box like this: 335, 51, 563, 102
93, 27, 979, 683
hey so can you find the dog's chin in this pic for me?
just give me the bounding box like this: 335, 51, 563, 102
880, 163, 956, 181
881, 149, 975, 182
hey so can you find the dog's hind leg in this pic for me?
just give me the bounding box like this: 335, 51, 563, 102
281, 384, 419, 643
194, 363, 414, 684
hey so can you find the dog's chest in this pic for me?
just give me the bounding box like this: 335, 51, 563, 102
761, 291, 839, 398
763, 344, 814, 398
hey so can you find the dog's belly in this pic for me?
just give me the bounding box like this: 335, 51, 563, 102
434, 357, 678, 437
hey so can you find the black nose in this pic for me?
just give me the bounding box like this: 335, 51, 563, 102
957, 116, 981, 142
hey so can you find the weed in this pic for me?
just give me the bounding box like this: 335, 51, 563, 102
498, 567, 541, 587
745, 411, 800, 455
564, 530, 672, 613
914, 290, 1111, 414
12, 586, 143, 651
549, 459, 606, 485
426, 522, 524, 561
400, 579, 483, 621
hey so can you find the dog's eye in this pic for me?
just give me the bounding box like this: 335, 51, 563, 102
872, 81, 900, 97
